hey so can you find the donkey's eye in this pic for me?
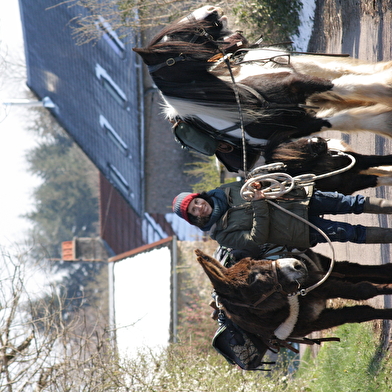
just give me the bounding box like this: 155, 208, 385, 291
249, 272, 262, 285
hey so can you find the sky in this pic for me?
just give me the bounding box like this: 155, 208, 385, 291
293, 0, 316, 52
0, 0, 316, 250
0, 1, 41, 248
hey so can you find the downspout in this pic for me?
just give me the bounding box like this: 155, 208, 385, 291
134, 8, 145, 214
171, 235, 178, 343
108, 260, 117, 352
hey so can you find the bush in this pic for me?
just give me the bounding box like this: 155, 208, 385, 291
231, 0, 302, 44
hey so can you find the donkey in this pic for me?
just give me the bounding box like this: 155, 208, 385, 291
134, 5, 392, 147
195, 248, 392, 355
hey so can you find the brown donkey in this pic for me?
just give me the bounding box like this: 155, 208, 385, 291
196, 249, 392, 359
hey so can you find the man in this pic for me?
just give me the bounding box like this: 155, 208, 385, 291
173, 181, 392, 254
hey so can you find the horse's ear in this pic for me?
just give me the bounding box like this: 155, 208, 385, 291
195, 249, 229, 288
133, 47, 154, 64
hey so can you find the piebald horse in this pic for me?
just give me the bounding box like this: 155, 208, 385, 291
134, 5, 392, 150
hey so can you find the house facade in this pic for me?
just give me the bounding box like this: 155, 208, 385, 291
19, 0, 202, 254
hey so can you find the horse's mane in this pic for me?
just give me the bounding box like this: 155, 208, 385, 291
147, 19, 231, 56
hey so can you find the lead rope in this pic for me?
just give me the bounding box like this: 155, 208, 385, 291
242, 173, 337, 295
241, 151, 356, 199
220, 51, 248, 175
198, 29, 249, 175
265, 200, 336, 296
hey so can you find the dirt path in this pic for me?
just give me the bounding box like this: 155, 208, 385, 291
308, 0, 392, 278
309, 0, 392, 61
304, 0, 392, 355
312, 0, 392, 282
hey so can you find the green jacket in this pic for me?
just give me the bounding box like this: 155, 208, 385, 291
210, 181, 312, 254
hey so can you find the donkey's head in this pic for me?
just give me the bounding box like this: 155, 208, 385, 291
195, 249, 308, 311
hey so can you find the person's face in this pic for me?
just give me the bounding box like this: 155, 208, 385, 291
187, 197, 212, 218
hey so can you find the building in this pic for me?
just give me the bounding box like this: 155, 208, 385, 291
19, 0, 202, 255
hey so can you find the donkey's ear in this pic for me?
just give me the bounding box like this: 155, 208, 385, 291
195, 249, 228, 288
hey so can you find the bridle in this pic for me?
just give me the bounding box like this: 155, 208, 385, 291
215, 260, 301, 311
147, 27, 224, 75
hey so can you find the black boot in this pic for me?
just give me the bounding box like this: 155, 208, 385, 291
365, 227, 392, 243
363, 197, 392, 214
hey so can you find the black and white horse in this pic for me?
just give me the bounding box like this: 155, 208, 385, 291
134, 5, 392, 149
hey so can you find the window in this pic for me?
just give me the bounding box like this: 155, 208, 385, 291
108, 163, 133, 198
96, 16, 126, 58
99, 115, 131, 158
95, 63, 128, 107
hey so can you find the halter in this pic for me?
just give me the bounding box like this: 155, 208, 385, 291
147, 26, 224, 74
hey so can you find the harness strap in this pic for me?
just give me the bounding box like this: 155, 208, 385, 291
269, 336, 341, 354
269, 338, 300, 353
148, 54, 190, 73
236, 82, 318, 110
289, 337, 341, 345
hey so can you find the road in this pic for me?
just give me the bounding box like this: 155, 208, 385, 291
303, 0, 392, 352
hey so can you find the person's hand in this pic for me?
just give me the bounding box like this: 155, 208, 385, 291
253, 189, 266, 200
249, 181, 265, 200
251, 181, 262, 190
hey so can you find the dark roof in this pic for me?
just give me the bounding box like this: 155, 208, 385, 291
19, 0, 203, 254
19, 0, 143, 213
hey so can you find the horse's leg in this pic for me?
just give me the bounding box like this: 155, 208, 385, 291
293, 306, 392, 336
362, 167, 392, 176
348, 153, 392, 170
329, 261, 392, 283
374, 175, 392, 187
314, 280, 392, 300
329, 70, 392, 107
291, 55, 392, 79
356, 167, 392, 188
318, 104, 392, 138
315, 173, 379, 194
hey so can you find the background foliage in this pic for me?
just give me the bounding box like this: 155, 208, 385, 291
20, 108, 108, 330
24, 109, 99, 259
68, 0, 302, 46
231, 0, 302, 43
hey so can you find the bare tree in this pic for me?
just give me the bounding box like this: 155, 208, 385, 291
0, 247, 120, 391
59, 0, 226, 45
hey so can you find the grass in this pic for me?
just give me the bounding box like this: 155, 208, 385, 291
295, 322, 392, 392
107, 321, 391, 391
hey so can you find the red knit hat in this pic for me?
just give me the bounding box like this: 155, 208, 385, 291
172, 192, 200, 223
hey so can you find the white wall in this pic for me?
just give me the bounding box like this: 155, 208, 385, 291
113, 246, 172, 358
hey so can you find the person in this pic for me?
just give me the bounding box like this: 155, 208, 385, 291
172, 180, 392, 255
